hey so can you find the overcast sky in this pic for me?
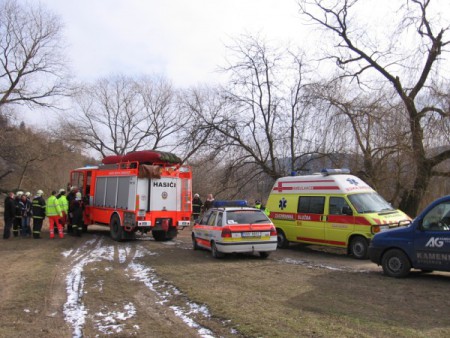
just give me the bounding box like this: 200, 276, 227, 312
34, 0, 304, 87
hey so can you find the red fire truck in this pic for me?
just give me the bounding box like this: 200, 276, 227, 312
69, 150, 192, 241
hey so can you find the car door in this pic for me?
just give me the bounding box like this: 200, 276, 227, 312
413, 200, 450, 271
195, 209, 215, 248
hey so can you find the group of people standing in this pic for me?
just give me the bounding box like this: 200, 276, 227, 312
3, 187, 85, 240
191, 194, 270, 223
192, 193, 215, 222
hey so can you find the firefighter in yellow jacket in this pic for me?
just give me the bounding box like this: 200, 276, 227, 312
46, 190, 63, 239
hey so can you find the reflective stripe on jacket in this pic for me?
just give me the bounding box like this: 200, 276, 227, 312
58, 195, 69, 213
46, 195, 62, 217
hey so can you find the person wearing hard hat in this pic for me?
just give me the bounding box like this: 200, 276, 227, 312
56, 188, 69, 232
46, 190, 63, 239
66, 186, 78, 233
192, 193, 203, 223
13, 191, 24, 237
69, 192, 84, 237
32, 190, 46, 239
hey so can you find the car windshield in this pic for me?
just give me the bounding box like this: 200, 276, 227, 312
226, 210, 270, 225
348, 192, 395, 214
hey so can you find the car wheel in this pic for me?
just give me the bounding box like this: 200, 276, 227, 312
211, 242, 224, 259
192, 234, 199, 250
350, 236, 368, 259
110, 214, 124, 242
381, 249, 411, 278
259, 252, 270, 259
277, 229, 289, 249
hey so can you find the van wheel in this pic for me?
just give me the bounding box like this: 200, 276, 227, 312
349, 236, 368, 259
110, 214, 124, 242
259, 252, 270, 259
211, 242, 224, 259
277, 229, 289, 249
382, 249, 411, 278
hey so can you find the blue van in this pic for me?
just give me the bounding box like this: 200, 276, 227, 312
369, 195, 450, 277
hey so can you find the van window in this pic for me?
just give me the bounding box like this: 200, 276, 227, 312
298, 196, 325, 214
422, 201, 450, 231
329, 197, 350, 215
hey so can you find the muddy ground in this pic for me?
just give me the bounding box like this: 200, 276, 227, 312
1, 222, 450, 338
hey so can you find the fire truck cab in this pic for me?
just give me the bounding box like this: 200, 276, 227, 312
70, 152, 192, 242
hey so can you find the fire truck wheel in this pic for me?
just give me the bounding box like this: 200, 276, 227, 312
110, 214, 124, 242
211, 242, 224, 259
152, 230, 167, 241
349, 236, 368, 259
192, 234, 200, 250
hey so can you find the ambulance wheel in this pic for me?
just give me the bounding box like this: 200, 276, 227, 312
381, 249, 411, 278
259, 252, 270, 259
349, 236, 368, 259
211, 242, 224, 258
110, 214, 124, 242
192, 234, 200, 250
277, 229, 289, 249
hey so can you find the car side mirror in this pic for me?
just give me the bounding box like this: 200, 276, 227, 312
342, 206, 353, 216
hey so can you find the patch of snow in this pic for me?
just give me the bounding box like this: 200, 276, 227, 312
93, 302, 137, 335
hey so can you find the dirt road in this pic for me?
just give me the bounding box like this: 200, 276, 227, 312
1, 224, 450, 337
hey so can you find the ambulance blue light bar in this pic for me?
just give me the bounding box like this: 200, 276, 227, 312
321, 168, 351, 175
213, 200, 248, 208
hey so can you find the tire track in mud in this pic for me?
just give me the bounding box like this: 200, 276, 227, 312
61, 235, 240, 337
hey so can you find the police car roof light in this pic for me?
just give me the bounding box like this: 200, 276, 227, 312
213, 200, 248, 208
321, 168, 351, 176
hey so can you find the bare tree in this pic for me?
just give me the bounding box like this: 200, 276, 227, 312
192, 36, 325, 181
62, 75, 183, 158
0, 0, 69, 108
299, 0, 450, 216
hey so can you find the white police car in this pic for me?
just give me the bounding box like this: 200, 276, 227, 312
192, 201, 277, 258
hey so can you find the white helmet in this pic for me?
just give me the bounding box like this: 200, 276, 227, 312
25, 192, 31, 197
36, 190, 44, 196
59, 188, 66, 194
16, 191, 24, 197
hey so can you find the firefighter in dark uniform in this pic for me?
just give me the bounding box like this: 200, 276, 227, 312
32, 190, 46, 239
3, 192, 16, 239
13, 191, 24, 237
192, 193, 203, 222
69, 192, 84, 237
66, 186, 78, 233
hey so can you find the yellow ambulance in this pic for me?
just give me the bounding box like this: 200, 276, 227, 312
266, 169, 410, 259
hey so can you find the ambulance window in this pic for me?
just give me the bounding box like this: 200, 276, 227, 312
329, 197, 350, 215
298, 196, 325, 214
